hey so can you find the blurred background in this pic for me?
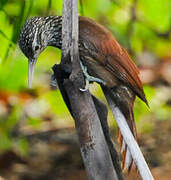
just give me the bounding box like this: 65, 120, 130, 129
0, 0, 171, 179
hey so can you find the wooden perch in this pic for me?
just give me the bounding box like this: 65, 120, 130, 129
52, 63, 124, 180
51, 0, 122, 179
92, 96, 124, 180
102, 85, 154, 180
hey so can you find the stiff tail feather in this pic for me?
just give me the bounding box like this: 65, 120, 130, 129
111, 86, 137, 172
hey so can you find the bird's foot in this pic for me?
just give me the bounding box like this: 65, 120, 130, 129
80, 61, 104, 91
50, 74, 58, 90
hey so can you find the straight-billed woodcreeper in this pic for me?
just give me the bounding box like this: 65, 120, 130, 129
19, 16, 148, 171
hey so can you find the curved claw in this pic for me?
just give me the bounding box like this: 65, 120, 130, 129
80, 78, 90, 92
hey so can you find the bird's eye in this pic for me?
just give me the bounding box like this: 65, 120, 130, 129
34, 46, 39, 51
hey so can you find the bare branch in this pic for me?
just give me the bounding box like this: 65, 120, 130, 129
62, 0, 72, 62
92, 96, 124, 180
58, 0, 120, 179
102, 86, 154, 180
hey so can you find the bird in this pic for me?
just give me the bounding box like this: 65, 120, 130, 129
19, 16, 148, 171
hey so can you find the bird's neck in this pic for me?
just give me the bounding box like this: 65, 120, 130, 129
42, 16, 63, 49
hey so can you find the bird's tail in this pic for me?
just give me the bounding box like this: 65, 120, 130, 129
110, 85, 137, 172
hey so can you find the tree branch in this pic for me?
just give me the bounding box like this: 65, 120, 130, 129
52, 63, 124, 179
92, 96, 124, 180
102, 85, 154, 180
53, 0, 120, 179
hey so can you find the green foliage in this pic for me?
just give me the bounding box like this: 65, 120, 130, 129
0, 57, 27, 91
16, 137, 29, 156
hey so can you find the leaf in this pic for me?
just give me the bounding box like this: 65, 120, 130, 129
0, 0, 8, 9
0, 29, 11, 42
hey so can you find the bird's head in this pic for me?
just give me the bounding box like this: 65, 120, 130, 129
19, 17, 47, 88
19, 16, 62, 88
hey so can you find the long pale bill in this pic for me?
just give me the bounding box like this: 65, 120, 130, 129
28, 59, 37, 88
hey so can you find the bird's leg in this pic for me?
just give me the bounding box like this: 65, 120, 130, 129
80, 61, 104, 91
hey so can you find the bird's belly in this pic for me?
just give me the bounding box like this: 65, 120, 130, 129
81, 56, 119, 88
